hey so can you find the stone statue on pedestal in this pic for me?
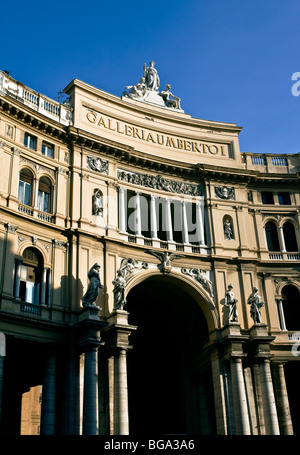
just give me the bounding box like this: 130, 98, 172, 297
82, 263, 102, 307
224, 284, 238, 322
143, 61, 160, 91
247, 287, 264, 323
112, 269, 127, 310
159, 85, 181, 110
123, 61, 182, 111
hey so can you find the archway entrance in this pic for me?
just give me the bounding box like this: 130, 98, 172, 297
126, 275, 216, 435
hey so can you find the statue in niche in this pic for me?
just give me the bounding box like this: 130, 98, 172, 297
159, 84, 181, 110
224, 219, 233, 240
224, 284, 238, 322
247, 287, 264, 324
143, 61, 160, 91
82, 263, 102, 307
124, 77, 147, 99
92, 189, 103, 216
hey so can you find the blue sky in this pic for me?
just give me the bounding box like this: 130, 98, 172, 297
1, 0, 299, 155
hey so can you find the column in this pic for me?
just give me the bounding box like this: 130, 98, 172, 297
134, 192, 142, 236
182, 201, 189, 244
47, 269, 52, 306
272, 362, 293, 435
114, 348, 129, 435
0, 355, 4, 427
40, 268, 48, 305
13, 259, 22, 299
52, 184, 57, 215
118, 187, 126, 233
259, 359, 280, 435
164, 198, 173, 242
40, 349, 57, 435
150, 195, 158, 239
98, 347, 110, 435
278, 226, 286, 252
82, 346, 98, 435
252, 363, 266, 434
276, 298, 286, 331
64, 347, 80, 435
230, 358, 251, 434
196, 200, 205, 245
34, 177, 39, 209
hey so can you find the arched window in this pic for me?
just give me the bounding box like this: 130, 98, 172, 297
282, 285, 300, 331
38, 177, 52, 213
19, 247, 43, 304
18, 169, 33, 206
283, 222, 298, 252
265, 221, 280, 251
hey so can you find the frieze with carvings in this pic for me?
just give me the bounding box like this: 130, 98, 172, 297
214, 186, 235, 200
118, 170, 202, 196
87, 155, 108, 174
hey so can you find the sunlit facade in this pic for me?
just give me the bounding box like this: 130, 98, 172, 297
0, 67, 299, 435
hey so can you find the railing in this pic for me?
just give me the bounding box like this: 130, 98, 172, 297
23, 90, 38, 107
37, 210, 55, 223
18, 204, 54, 223
288, 332, 300, 341
251, 155, 266, 165
269, 252, 299, 261
18, 204, 34, 216
0, 70, 72, 126
20, 302, 41, 316
271, 156, 287, 166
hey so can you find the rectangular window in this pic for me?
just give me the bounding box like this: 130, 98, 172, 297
42, 142, 54, 158
18, 180, 31, 206
261, 191, 274, 204
278, 192, 291, 205
24, 133, 37, 150
38, 190, 50, 213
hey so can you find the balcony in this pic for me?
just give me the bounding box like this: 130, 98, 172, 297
269, 252, 300, 261
0, 69, 72, 126
18, 204, 55, 224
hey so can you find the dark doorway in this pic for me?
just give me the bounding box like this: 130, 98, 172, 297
282, 285, 300, 331
125, 276, 215, 435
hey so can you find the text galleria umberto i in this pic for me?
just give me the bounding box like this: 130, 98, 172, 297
0, 62, 299, 436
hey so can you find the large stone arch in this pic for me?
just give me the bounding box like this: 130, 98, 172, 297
125, 267, 219, 333
124, 269, 217, 435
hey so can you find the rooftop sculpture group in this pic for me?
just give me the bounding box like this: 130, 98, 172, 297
123, 61, 182, 111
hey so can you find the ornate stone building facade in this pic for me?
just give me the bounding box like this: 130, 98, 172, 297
0, 63, 299, 435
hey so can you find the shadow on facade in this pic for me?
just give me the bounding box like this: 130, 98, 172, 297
0, 236, 88, 435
